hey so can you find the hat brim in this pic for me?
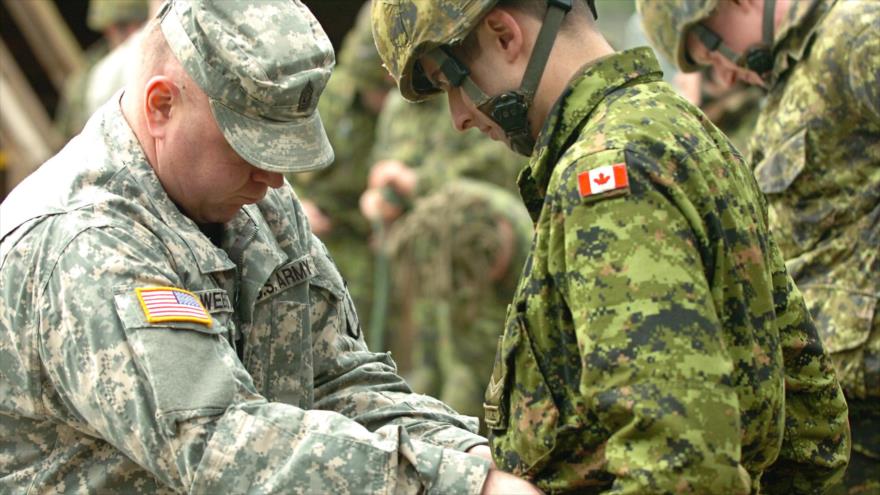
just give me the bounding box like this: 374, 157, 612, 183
210, 99, 335, 174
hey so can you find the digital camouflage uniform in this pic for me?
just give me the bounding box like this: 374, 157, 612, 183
745, 3, 880, 490
287, 3, 389, 332
0, 1, 492, 493
371, 92, 531, 427
373, 0, 850, 489
0, 101, 489, 493
640, 0, 879, 491
474, 46, 850, 494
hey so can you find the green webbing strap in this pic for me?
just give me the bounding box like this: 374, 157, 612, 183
519, 0, 572, 100
762, 0, 776, 48
367, 185, 411, 352
428, 0, 571, 107
368, 216, 389, 352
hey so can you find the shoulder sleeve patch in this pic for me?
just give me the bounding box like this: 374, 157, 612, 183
135, 287, 212, 327
577, 162, 630, 201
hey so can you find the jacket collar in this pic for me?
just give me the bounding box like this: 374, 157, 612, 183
107, 94, 262, 276
769, 0, 834, 87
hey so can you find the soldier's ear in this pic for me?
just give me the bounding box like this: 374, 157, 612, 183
481, 8, 526, 64
143, 76, 179, 138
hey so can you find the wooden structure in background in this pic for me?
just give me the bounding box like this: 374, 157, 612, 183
1, 0, 80, 196
0, 39, 62, 191
0, 0, 366, 198
2, 0, 83, 90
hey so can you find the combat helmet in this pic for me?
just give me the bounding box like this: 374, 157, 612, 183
372, 0, 596, 156
637, 0, 776, 75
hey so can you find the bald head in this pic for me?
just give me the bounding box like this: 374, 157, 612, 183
121, 20, 212, 171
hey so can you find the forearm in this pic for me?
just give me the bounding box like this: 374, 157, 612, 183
189, 402, 490, 494
762, 272, 850, 492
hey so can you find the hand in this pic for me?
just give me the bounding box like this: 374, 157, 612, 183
300, 199, 332, 236
359, 188, 404, 224
367, 159, 418, 198
466, 444, 495, 466
481, 470, 542, 495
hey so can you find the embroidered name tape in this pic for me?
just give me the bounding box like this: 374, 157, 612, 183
577, 163, 629, 198
257, 255, 316, 302
136, 287, 212, 327
195, 289, 233, 314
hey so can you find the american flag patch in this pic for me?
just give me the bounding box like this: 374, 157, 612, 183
136, 287, 212, 327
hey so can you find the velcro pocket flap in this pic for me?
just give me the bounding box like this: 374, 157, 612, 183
754, 128, 807, 194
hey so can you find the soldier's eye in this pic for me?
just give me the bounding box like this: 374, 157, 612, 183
413, 61, 440, 93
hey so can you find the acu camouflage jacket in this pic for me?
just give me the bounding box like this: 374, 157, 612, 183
0, 99, 490, 494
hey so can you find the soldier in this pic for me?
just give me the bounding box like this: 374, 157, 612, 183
0, 1, 537, 493
372, 0, 850, 492
361, 91, 531, 429
638, 0, 879, 491
55, 0, 150, 138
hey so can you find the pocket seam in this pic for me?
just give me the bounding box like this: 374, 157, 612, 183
754, 127, 807, 194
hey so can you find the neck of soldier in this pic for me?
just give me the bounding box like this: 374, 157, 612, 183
120, 88, 160, 169
528, 27, 614, 140
772, 0, 794, 30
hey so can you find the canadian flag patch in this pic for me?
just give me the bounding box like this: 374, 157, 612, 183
577, 163, 629, 198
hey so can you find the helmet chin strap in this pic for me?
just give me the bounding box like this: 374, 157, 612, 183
428, 0, 574, 156
692, 0, 777, 78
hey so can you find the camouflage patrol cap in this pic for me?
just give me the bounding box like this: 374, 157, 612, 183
637, 0, 718, 72
371, 0, 497, 101
159, 0, 335, 173
88, 0, 149, 32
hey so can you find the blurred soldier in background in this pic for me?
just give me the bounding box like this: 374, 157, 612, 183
373, 0, 850, 491
55, 0, 149, 138
698, 77, 763, 153
640, 0, 879, 491
288, 2, 393, 331
362, 92, 532, 431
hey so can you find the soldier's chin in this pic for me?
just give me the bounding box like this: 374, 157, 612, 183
205, 205, 245, 224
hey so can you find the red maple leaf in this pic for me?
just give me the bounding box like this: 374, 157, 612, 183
593, 172, 610, 185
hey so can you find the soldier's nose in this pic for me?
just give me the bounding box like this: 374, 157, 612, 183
447, 91, 474, 132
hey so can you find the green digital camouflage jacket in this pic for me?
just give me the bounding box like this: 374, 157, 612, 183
747, 0, 880, 401
483, 47, 850, 494
0, 100, 491, 494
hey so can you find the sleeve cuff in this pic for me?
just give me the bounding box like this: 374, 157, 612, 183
428, 447, 491, 495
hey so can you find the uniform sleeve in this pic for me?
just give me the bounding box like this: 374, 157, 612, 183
554, 150, 749, 493
759, 241, 850, 492
39, 225, 490, 494
306, 234, 491, 455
